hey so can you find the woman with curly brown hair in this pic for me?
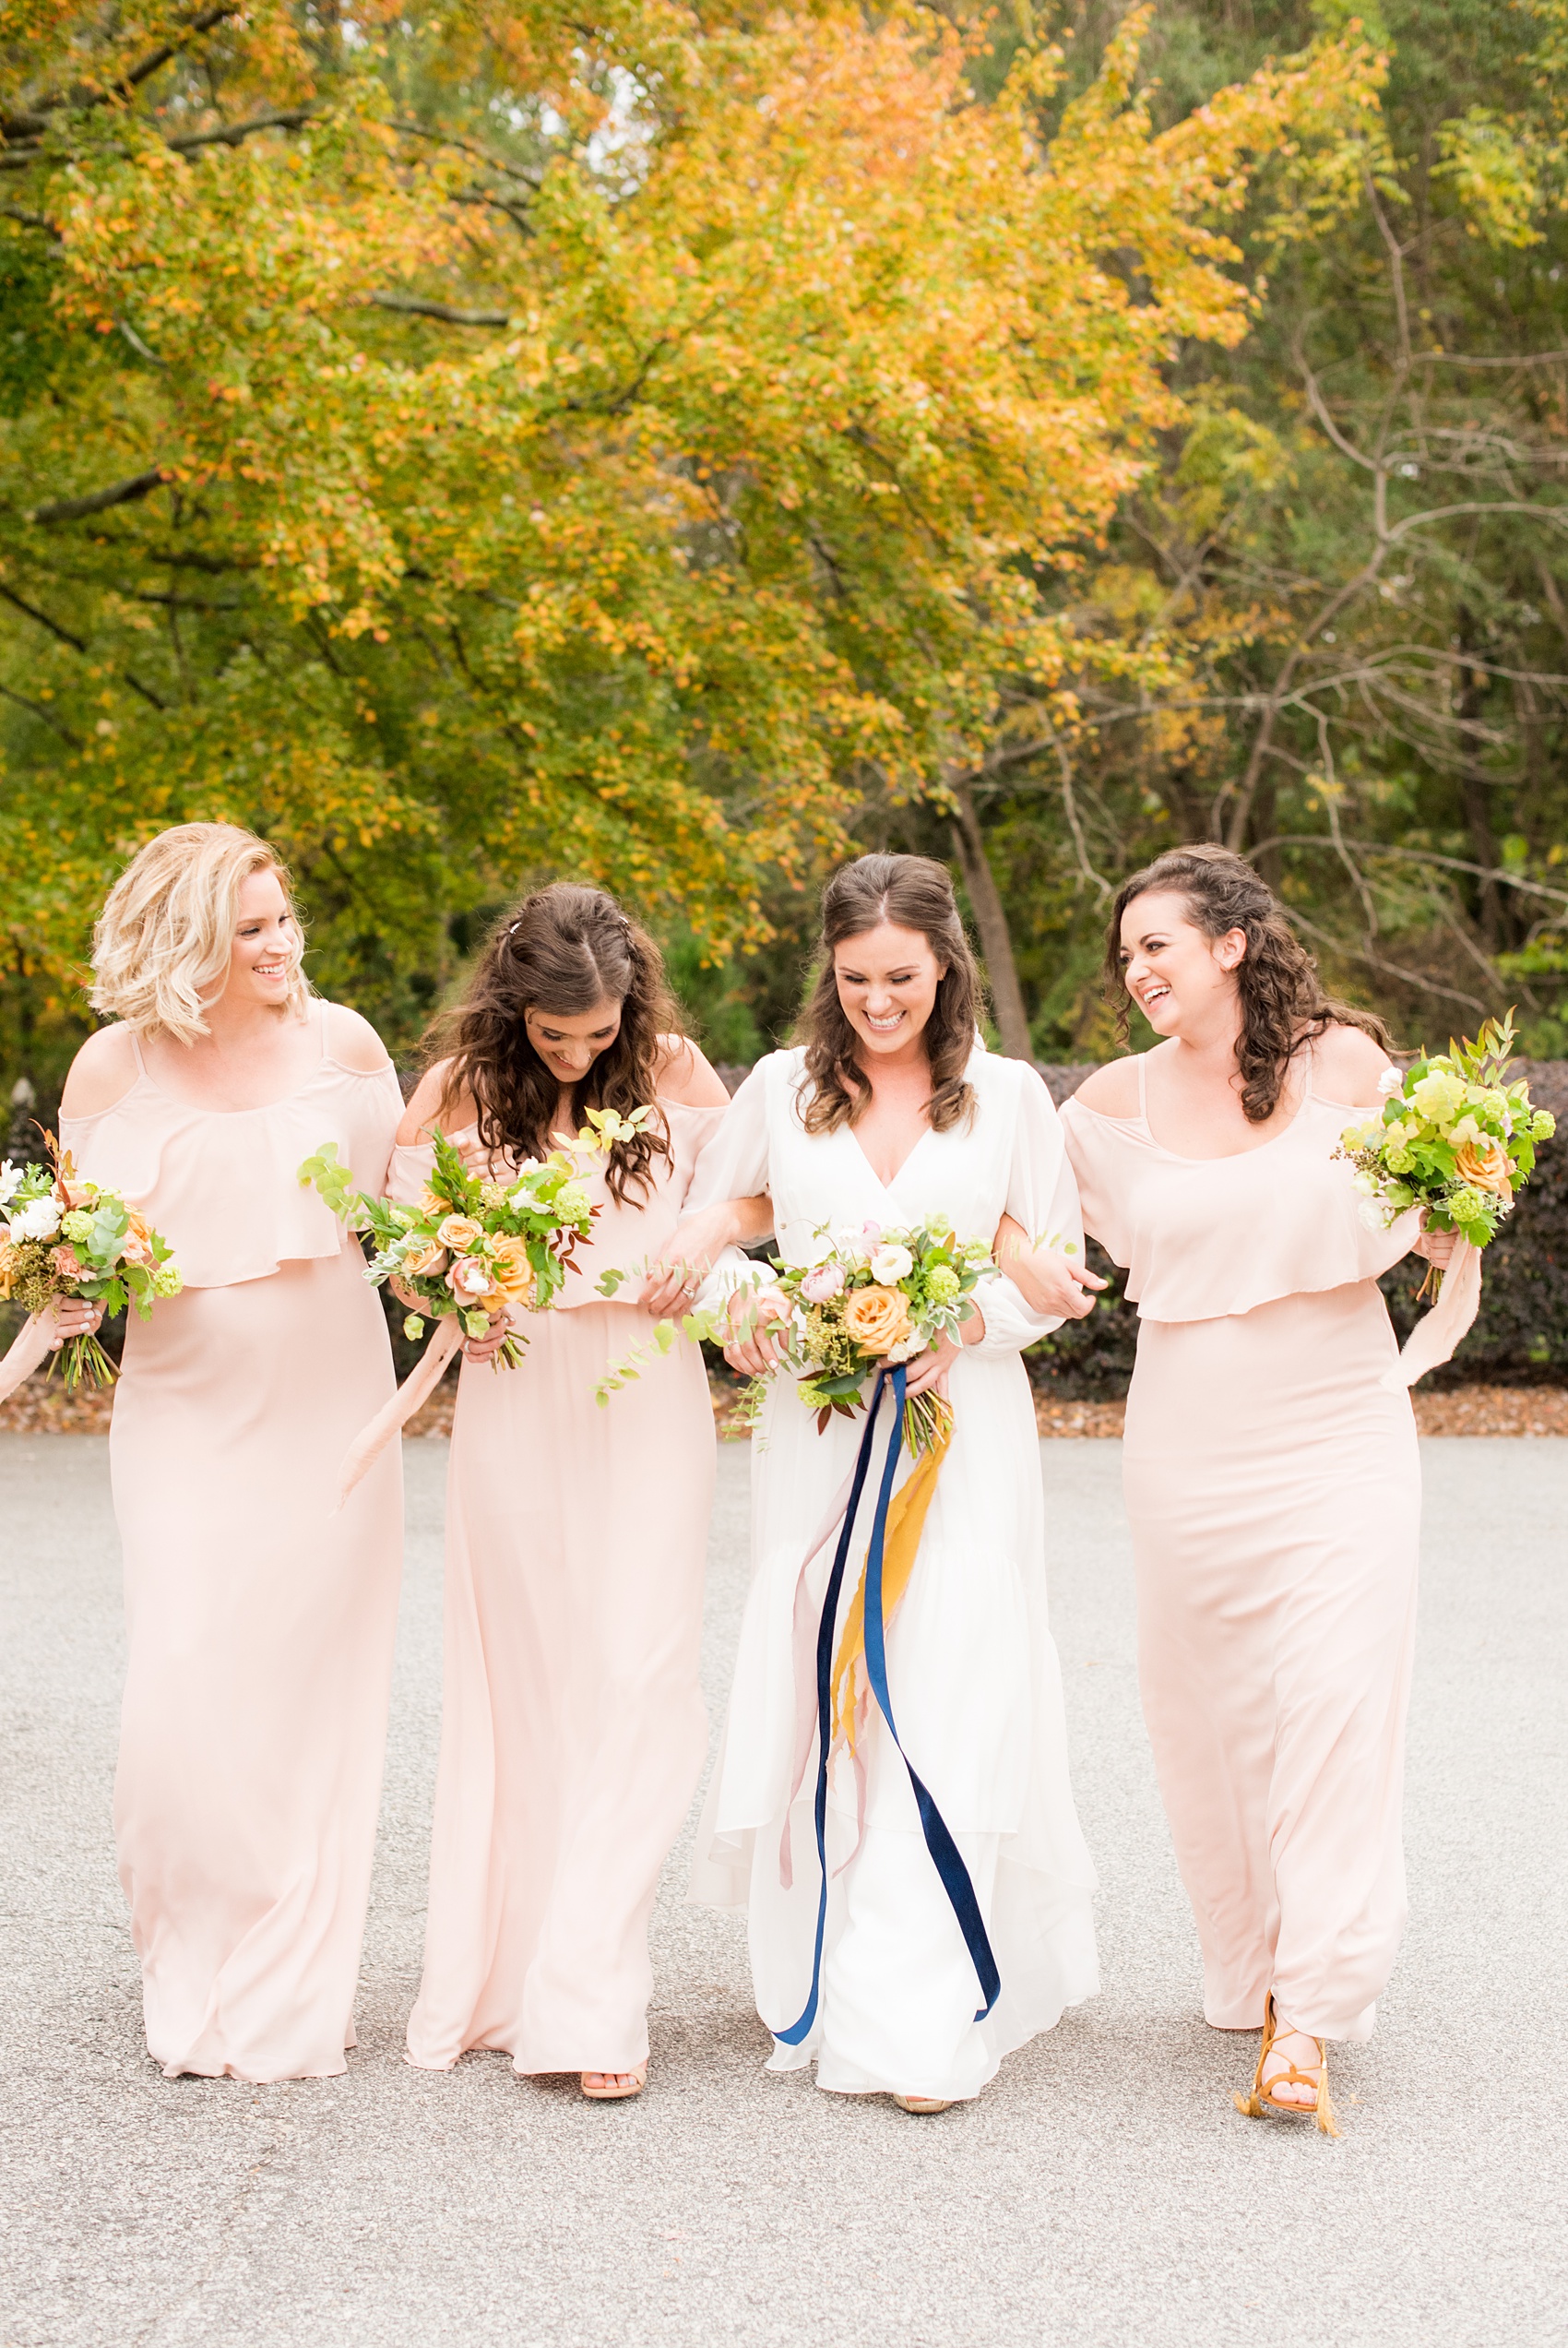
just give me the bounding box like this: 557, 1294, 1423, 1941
1007, 844, 1454, 2134
394, 882, 768, 2100
683, 852, 1099, 2113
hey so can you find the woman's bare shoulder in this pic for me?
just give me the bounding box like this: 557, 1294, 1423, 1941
1068, 1055, 1143, 1118
654, 1034, 732, 1109
395, 1057, 469, 1146
324, 1000, 393, 1075
1311, 1021, 1394, 1105
59, 1024, 142, 1119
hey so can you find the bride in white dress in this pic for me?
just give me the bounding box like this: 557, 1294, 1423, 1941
682, 853, 1099, 2110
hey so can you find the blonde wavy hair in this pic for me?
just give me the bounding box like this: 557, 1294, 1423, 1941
90, 823, 310, 1043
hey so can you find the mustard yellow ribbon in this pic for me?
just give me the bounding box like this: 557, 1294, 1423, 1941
829, 1399, 954, 1753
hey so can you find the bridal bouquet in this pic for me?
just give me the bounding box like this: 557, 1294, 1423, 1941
1336, 1013, 1554, 1294
299, 1119, 618, 1366
739, 1215, 993, 1454
0, 1139, 181, 1390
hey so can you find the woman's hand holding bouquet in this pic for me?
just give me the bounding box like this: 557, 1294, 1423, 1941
1336, 1012, 1555, 1298
0, 1139, 180, 1396
723, 1216, 993, 1454
300, 1124, 606, 1365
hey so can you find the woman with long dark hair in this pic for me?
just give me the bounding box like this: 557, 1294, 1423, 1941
395, 883, 767, 2099
683, 852, 1098, 2112
1007, 844, 1453, 2133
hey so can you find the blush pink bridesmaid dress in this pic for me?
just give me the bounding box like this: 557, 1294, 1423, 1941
1061, 1049, 1423, 2044
58, 1003, 404, 2081
398, 1092, 725, 2080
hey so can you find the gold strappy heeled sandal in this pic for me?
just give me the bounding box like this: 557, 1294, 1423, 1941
891, 2094, 953, 2115
1233, 1995, 1339, 2138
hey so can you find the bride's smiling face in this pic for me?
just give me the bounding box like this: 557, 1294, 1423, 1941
833, 921, 947, 1060
1119, 888, 1246, 1037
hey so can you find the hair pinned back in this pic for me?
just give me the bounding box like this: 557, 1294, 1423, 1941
1105, 843, 1390, 1121
89, 822, 309, 1043
427, 882, 680, 1202
795, 852, 985, 1135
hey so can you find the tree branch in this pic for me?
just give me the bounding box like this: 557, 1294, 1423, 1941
1, 6, 241, 140
0, 679, 81, 746
27, 470, 166, 525
369, 292, 510, 328
165, 107, 314, 155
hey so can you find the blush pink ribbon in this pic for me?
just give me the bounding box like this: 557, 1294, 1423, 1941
1382, 1236, 1483, 1392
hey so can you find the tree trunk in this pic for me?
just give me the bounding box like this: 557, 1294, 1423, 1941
948, 784, 1033, 1060
1456, 606, 1504, 951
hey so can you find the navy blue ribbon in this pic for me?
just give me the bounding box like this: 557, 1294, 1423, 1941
773, 1363, 1001, 2047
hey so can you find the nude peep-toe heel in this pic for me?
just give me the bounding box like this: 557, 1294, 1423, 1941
581, 2066, 647, 2102
891, 2093, 953, 2116
1233, 1995, 1339, 2138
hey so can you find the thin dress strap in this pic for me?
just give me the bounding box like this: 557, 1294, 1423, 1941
318, 996, 330, 1059
1136, 1052, 1148, 1124
126, 1026, 148, 1078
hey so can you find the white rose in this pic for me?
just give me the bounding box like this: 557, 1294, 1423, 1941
1376, 1066, 1406, 1098
0, 1160, 21, 1210
1358, 1200, 1393, 1232
10, 1195, 61, 1241
869, 1243, 913, 1283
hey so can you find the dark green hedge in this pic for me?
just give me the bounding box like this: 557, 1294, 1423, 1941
1028, 1062, 1568, 1399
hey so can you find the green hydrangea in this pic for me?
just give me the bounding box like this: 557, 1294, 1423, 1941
925, 1263, 960, 1304
553, 1182, 591, 1223
1532, 1109, 1557, 1140
1384, 1146, 1414, 1174
151, 1263, 184, 1298
1445, 1185, 1487, 1224
961, 1236, 992, 1264
61, 1208, 94, 1243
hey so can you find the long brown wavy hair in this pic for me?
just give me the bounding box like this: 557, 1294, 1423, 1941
796, 853, 985, 1135
1106, 844, 1390, 1122
427, 883, 680, 1202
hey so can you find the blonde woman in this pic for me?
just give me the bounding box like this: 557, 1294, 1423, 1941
57, 823, 404, 2083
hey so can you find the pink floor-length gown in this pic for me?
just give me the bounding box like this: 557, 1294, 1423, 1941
400, 1091, 724, 2077
57, 1004, 404, 2081
1061, 1048, 1423, 2043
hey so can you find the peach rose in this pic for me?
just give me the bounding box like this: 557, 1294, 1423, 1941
121, 1217, 155, 1267
446, 1254, 497, 1304
1455, 1138, 1513, 1202
52, 1245, 87, 1282
402, 1236, 448, 1278
488, 1235, 536, 1305
843, 1283, 913, 1357
436, 1213, 484, 1251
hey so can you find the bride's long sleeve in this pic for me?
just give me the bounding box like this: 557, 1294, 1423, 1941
680, 1061, 775, 1316
968, 1066, 1087, 1355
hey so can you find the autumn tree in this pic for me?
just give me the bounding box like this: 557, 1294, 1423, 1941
1, 0, 1382, 1091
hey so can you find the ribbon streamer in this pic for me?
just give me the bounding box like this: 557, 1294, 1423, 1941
1382, 1235, 1483, 1392
771, 1364, 1000, 2048
830, 1402, 953, 1753
0, 1310, 61, 1406
331, 1315, 463, 1513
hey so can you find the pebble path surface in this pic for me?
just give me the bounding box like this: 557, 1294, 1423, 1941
1, 1433, 1563, 2348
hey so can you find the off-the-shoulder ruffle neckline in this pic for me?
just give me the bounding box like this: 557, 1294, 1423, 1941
1063, 1081, 1369, 1166
61, 1054, 395, 1125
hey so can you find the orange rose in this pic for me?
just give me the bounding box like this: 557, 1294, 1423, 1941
435, 1213, 484, 1251
488, 1235, 537, 1305
1455, 1138, 1513, 1202
121, 1211, 154, 1267
843, 1284, 913, 1357
0, 1238, 15, 1299
402, 1236, 448, 1278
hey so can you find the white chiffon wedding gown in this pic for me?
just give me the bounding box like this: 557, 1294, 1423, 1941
684, 1044, 1099, 2101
